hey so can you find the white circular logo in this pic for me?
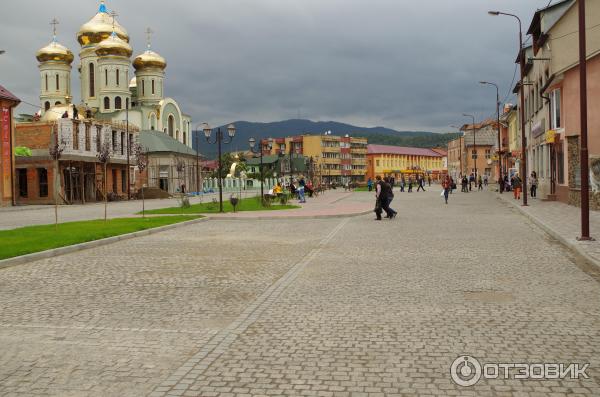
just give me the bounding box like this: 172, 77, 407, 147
450, 355, 482, 386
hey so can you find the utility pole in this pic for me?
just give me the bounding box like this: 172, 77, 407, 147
578, 0, 591, 240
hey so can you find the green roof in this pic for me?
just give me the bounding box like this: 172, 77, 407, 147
139, 130, 198, 156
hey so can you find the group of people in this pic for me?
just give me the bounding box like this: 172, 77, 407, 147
373, 174, 456, 219
270, 176, 316, 203
459, 173, 488, 192
504, 171, 537, 200
368, 175, 431, 193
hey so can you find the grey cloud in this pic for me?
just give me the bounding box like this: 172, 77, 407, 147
0, 0, 550, 132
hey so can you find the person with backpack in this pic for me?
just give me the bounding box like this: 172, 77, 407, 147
512, 173, 522, 200
442, 175, 451, 204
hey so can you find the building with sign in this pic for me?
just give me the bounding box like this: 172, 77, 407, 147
521, 0, 600, 206
0, 85, 21, 207
366, 144, 445, 181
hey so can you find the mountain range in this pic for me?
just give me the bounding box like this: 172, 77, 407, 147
192, 119, 459, 158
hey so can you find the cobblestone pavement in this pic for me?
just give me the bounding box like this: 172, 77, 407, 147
1, 188, 600, 396
496, 190, 600, 269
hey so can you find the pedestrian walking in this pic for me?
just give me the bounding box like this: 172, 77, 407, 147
461, 175, 468, 192
530, 172, 537, 198
374, 176, 397, 220
478, 175, 483, 191
469, 173, 474, 191
428, 176, 432, 186
408, 177, 413, 192
367, 178, 373, 192
417, 176, 426, 192
400, 176, 405, 192
442, 175, 451, 204
512, 173, 522, 200
483, 174, 488, 186
298, 176, 306, 203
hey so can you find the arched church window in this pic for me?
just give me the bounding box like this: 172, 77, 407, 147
152, 79, 155, 95
56, 74, 59, 90
104, 97, 110, 110
45, 74, 48, 92
116, 69, 120, 87
150, 114, 157, 130
142, 80, 145, 96
105, 69, 108, 86
44, 101, 50, 111
126, 98, 129, 110
55, 101, 61, 106
115, 97, 122, 110
168, 115, 174, 137
89, 63, 95, 97
183, 132, 187, 145
176, 130, 180, 141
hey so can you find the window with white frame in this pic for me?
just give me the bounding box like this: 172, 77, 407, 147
550, 89, 561, 129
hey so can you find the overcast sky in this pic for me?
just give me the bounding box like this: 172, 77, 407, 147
0, 0, 553, 132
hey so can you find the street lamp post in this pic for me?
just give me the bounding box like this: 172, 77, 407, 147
194, 127, 201, 194
450, 125, 464, 179
488, 10, 528, 206
463, 114, 477, 183
480, 81, 503, 191
202, 123, 236, 213
249, 137, 273, 204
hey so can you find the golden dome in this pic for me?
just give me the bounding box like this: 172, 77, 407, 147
133, 50, 167, 70
36, 40, 74, 64
77, 3, 129, 46
95, 32, 133, 58
129, 77, 137, 87
41, 105, 85, 122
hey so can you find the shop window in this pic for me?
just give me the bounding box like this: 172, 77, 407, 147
38, 168, 48, 197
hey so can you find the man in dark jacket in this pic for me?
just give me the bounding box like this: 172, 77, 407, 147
375, 176, 397, 220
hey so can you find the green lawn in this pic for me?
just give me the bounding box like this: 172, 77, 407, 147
142, 197, 300, 215
0, 216, 199, 260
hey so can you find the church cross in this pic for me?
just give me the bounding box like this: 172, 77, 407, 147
145, 27, 154, 50
110, 10, 118, 33
50, 18, 59, 40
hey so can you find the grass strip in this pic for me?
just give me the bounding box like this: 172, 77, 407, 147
143, 197, 301, 214
0, 216, 199, 260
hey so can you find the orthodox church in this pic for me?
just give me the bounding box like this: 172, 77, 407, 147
35, 1, 193, 147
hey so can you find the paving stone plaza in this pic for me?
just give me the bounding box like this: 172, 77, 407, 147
1, 190, 600, 396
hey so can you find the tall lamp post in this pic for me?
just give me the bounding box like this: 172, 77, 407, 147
463, 114, 477, 182
450, 125, 464, 178
194, 125, 202, 194
480, 81, 503, 191
249, 137, 273, 204
202, 123, 236, 213
488, 10, 528, 206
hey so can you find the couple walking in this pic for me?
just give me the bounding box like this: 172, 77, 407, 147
374, 176, 397, 220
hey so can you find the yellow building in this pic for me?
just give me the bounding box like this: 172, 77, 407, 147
261, 134, 367, 184
366, 144, 445, 181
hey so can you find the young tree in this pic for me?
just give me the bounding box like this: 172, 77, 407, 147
96, 141, 112, 221
134, 144, 149, 217
48, 132, 65, 229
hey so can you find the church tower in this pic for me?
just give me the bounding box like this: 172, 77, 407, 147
77, 1, 129, 112
36, 18, 74, 114
133, 28, 167, 108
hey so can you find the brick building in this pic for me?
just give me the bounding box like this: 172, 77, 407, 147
14, 117, 138, 204
0, 85, 20, 207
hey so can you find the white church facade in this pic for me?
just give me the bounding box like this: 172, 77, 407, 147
36, 0, 193, 147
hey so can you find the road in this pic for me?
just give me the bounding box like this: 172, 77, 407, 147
0, 189, 599, 396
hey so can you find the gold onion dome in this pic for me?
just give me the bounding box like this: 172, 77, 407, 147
36, 40, 74, 64
77, 2, 129, 46
133, 49, 167, 70
95, 32, 133, 57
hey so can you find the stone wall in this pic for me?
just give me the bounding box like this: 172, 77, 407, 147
567, 135, 600, 210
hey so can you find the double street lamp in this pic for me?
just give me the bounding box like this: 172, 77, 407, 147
463, 113, 477, 182
202, 122, 236, 212
480, 80, 503, 191
488, 10, 528, 206
249, 137, 273, 203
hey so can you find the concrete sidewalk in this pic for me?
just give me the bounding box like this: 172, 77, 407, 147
495, 191, 600, 268
208, 190, 374, 219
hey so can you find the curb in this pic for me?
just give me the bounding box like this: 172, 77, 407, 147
207, 209, 372, 221
0, 217, 208, 271
497, 196, 600, 269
